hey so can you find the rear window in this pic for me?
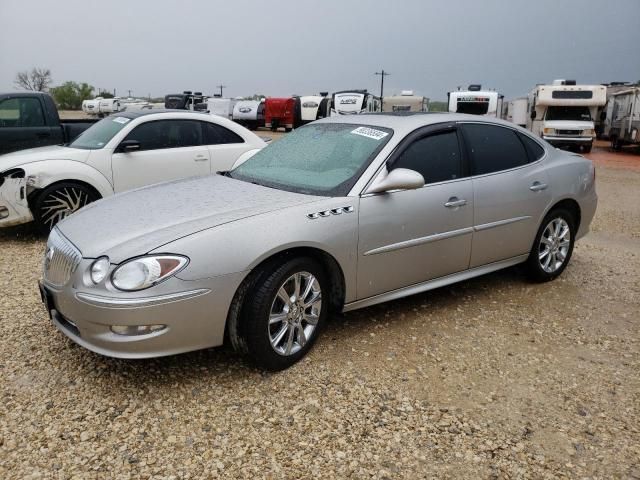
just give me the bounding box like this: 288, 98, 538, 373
517, 132, 545, 162
462, 124, 529, 175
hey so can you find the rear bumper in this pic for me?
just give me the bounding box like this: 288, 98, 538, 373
41, 269, 246, 359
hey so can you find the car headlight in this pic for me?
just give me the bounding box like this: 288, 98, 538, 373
584, 128, 595, 137
543, 128, 555, 135
111, 255, 189, 291
90, 257, 110, 284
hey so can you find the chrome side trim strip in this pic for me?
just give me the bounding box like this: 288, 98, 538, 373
76, 289, 211, 308
473, 216, 531, 232
363, 227, 474, 256
343, 254, 529, 312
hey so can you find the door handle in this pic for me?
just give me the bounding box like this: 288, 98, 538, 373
36, 133, 51, 139
193, 155, 208, 162
444, 197, 467, 208
529, 181, 548, 192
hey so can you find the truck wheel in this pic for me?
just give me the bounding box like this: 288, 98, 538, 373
32, 182, 100, 234
583, 144, 592, 154
611, 137, 622, 151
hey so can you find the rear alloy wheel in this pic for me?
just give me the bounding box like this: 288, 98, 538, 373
526, 209, 575, 282
241, 257, 328, 370
32, 182, 99, 233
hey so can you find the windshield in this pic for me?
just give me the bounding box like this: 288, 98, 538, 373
230, 123, 393, 196
69, 116, 132, 149
545, 106, 592, 121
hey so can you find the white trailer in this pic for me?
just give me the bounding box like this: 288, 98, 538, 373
299, 95, 327, 124
382, 91, 429, 112
597, 82, 635, 139
232, 100, 265, 130
503, 98, 528, 127
331, 90, 381, 116
207, 97, 238, 119
527, 80, 607, 153
607, 87, 640, 150
448, 85, 503, 117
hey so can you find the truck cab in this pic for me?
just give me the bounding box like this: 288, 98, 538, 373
527, 80, 606, 153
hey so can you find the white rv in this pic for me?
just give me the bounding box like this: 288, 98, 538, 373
382, 91, 429, 112
331, 90, 381, 116
527, 80, 607, 153
503, 98, 528, 127
448, 85, 503, 117
82, 97, 122, 116
597, 82, 635, 139
607, 87, 640, 150
232, 99, 265, 130
207, 97, 238, 119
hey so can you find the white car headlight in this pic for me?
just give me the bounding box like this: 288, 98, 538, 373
111, 255, 189, 291
90, 257, 110, 284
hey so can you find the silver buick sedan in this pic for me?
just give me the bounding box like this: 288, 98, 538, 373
39, 113, 597, 370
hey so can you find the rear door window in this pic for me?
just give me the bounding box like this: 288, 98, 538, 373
202, 122, 244, 144
391, 130, 463, 184
462, 123, 529, 175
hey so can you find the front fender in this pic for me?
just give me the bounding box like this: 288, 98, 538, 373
158, 199, 360, 303
20, 160, 114, 198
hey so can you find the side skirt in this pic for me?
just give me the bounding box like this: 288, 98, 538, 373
342, 254, 529, 312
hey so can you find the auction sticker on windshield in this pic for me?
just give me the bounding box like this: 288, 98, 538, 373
112, 117, 131, 124
351, 127, 389, 141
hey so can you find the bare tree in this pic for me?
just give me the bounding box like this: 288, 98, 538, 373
14, 67, 52, 92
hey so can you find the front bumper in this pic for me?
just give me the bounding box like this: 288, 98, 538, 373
40, 266, 247, 359
0, 177, 33, 227
543, 136, 593, 149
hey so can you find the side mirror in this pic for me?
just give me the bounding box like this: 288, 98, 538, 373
365, 168, 425, 194
118, 139, 140, 153
530, 110, 537, 120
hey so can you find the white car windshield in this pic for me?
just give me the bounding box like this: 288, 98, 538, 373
69, 116, 132, 150
230, 123, 393, 196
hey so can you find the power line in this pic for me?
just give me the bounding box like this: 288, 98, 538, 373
374, 70, 390, 100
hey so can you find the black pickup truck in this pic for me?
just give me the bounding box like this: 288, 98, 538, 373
0, 92, 98, 155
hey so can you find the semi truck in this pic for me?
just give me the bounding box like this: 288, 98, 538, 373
607, 87, 640, 150
526, 80, 606, 153
164, 91, 208, 111
382, 91, 429, 112
447, 85, 503, 117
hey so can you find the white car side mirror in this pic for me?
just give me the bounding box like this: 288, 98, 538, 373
365, 167, 425, 194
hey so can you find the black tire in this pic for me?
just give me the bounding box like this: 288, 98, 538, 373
285, 127, 292, 133
611, 136, 621, 151
32, 182, 100, 234
583, 144, 592, 154
239, 257, 329, 371
526, 208, 576, 282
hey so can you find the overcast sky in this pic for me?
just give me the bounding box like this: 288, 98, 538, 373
1, 0, 639, 101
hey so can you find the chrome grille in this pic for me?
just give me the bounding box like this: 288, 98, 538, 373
43, 228, 82, 287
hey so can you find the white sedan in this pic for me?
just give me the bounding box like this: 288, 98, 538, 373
0, 110, 266, 232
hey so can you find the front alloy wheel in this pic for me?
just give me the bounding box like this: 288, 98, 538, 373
32, 182, 99, 233
240, 257, 328, 370
268, 271, 322, 356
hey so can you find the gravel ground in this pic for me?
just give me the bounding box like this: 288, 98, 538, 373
1, 147, 639, 479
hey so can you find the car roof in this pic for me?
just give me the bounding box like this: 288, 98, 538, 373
315, 112, 520, 132
112, 109, 211, 119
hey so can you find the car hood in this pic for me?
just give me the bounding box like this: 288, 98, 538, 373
543, 120, 594, 130
56, 174, 323, 262
0, 145, 91, 172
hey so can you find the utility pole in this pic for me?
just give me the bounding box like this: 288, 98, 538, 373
127, 89, 132, 98
374, 69, 390, 101
216, 84, 227, 97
